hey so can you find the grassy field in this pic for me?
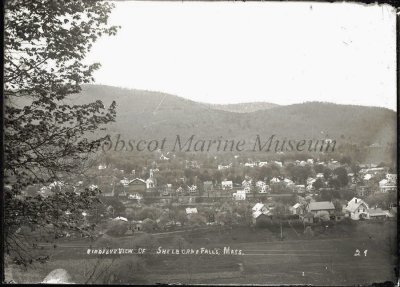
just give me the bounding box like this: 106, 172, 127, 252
6, 221, 397, 285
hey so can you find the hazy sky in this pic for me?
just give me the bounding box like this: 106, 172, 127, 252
85, 1, 396, 110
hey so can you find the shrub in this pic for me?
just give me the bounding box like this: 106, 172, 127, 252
106, 221, 128, 237
141, 218, 156, 233
188, 214, 207, 226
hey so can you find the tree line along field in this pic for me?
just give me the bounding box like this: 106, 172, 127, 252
6, 220, 397, 285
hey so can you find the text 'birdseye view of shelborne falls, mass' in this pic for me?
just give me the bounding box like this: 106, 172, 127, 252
3, 1, 398, 286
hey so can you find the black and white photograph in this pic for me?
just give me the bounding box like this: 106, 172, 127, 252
2, 0, 398, 285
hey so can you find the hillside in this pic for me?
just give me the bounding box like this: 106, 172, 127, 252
68, 85, 396, 151
209, 102, 279, 113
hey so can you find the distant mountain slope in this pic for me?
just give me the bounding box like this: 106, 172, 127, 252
209, 102, 279, 113
70, 85, 396, 148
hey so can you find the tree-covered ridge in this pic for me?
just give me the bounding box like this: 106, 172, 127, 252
76, 85, 396, 146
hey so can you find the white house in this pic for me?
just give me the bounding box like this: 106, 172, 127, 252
290, 203, 304, 215
378, 179, 397, 193
98, 164, 107, 170
293, 185, 306, 194
256, 181, 269, 193
233, 190, 246, 201
188, 185, 198, 193
258, 161, 268, 167
252, 203, 271, 222
299, 161, 307, 167
270, 177, 281, 184
185, 207, 198, 215
113, 216, 128, 222
307, 177, 316, 185
378, 174, 397, 193
244, 162, 257, 168
344, 197, 369, 220
176, 186, 184, 194
160, 153, 170, 160
243, 186, 251, 193
283, 178, 294, 186
218, 164, 232, 170
221, 180, 233, 190
363, 174, 373, 181
120, 178, 130, 186
128, 193, 143, 200
242, 179, 252, 189
386, 173, 397, 182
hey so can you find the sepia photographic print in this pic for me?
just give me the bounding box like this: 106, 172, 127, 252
2, 0, 399, 285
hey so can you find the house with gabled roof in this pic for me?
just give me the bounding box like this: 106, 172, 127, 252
378, 178, 397, 193
290, 203, 304, 215
307, 201, 335, 215
127, 178, 146, 193
221, 180, 233, 190
270, 177, 281, 184
188, 185, 198, 194
368, 208, 390, 220
185, 207, 198, 215
344, 197, 369, 220
251, 203, 271, 224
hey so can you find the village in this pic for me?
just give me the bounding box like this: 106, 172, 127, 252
28, 150, 397, 239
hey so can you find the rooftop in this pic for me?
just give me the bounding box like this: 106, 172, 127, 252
308, 201, 335, 211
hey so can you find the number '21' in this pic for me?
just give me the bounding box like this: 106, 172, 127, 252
354, 249, 367, 256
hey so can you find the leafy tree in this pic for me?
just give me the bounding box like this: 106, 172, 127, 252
332, 199, 342, 212
312, 178, 324, 191
339, 156, 352, 165
272, 203, 290, 219
4, 0, 119, 265
125, 208, 135, 221
314, 164, 325, 174
176, 210, 188, 226
137, 207, 162, 221
333, 167, 349, 187
341, 189, 357, 201
323, 167, 332, 180
274, 194, 297, 206
188, 214, 207, 227
215, 211, 237, 226
102, 197, 126, 217
141, 218, 156, 233
315, 211, 330, 222
364, 193, 396, 209
285, 164, 312, 184
156, 214, 171, 230
233, 203, 252, 225
106, 220, 128, 237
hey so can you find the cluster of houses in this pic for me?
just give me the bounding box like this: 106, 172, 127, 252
32, 157, 397, 206
92, 157, 398, 204
251, 196, 396, 225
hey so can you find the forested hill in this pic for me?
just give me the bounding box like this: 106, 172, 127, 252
209, 102, 279, 113
70, 85, 396, 147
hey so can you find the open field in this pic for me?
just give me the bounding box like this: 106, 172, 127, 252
6, 221, 397, 285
